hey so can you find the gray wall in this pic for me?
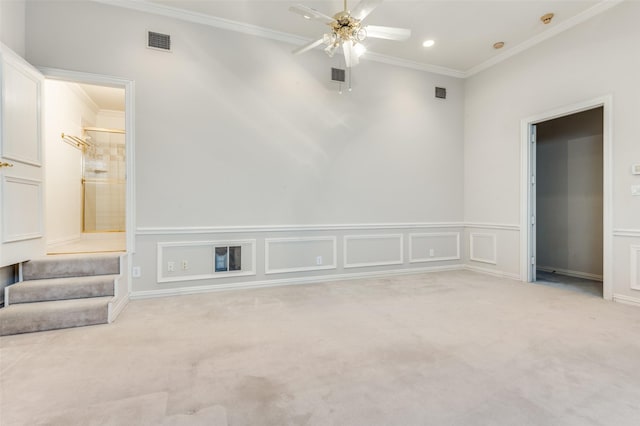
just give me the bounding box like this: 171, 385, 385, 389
536, 108, 603, 278
0, 0, 25, 57
24, 1, 465, 293
464, 1, 640, 299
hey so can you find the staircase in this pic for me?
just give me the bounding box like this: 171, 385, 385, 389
0, 254, 127, 336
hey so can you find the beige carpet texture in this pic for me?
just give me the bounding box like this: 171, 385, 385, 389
1, 270, 639, 425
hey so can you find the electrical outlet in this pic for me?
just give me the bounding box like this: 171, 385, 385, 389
167, 261, 175, 272
316, 256, 323, 265
181, 260, 188, 270
132, 266, 141, 278
429, 248, 435, 257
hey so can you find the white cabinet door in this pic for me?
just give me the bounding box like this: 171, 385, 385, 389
0, 46, 45, 267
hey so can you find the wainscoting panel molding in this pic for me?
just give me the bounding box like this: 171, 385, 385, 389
409, 232, 460, 263
157, 239, 256, 283
343, 234, 403, 268
631, 245, 640, 291
265, 236, 337, 275
2, 176, 43, 243
470, 233, 497, 265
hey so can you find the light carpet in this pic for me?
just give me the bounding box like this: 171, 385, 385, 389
1, 270, 639, 425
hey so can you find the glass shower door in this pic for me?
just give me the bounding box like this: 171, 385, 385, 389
82, 128, 125, 232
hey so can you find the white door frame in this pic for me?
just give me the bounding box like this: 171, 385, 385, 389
38, 67, 136, 255
519, 95, 613, 300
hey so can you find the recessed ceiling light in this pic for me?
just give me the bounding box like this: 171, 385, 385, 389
493, 41, 505, 49
422, 39, 435, 48
303, 15, 311, 19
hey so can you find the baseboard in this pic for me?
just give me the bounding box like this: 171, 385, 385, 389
537, 266, 603, 282
612, 294, 640, 307
108, 295, 129, 322
465, 265, 521, 281
130, 264, 465, 300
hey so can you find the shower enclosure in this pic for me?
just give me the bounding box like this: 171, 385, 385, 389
82, 127, 125, 232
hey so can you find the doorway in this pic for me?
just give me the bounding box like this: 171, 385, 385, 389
520, 96, 613, 300
534, 107, 603, 297
43, 79, 127, 254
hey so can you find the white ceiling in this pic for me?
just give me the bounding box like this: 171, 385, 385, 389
143, 0, 615, 76
78, 83, 125, 111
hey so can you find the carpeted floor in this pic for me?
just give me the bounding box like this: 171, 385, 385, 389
1, 270, 639, 425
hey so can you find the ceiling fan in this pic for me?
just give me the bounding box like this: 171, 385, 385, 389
290, 0, 411, 68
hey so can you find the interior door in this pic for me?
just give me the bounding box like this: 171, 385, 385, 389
0, 46, 45, 267
530, 124, 537, 282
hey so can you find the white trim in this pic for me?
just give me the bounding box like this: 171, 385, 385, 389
91, 1, 621, 79
38, 67, 136, 255
465, 265, 521, 281
265, 236, 337, 275
469, 233, 497, 265
409, 232, 461, 263
92, 0, 465, 78
464, 223, 520, 231
157, 239, 256, 283
363, 51, 465, 78
343, 234, 404, 269
136, 222, 464, 235
631, 245, 640, 291
614, 229, 640, 238
465, 1, 624, 77
520, 95, 613, 301
612, 294, 640, 308
108, 294, 129, 323
130, 264, 465, 300
537, 266, 603, 283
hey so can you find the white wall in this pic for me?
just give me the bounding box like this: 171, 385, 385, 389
0, 0, 25, 57
464, 2, 640, 301
25, 1, 465, 294
536, 108, 603, 279
44, 80, 98, 245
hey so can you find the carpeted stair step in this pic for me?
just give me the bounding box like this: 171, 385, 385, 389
6, 275, 117, 304
0, 296, 112, 336
22, 254, 120, 281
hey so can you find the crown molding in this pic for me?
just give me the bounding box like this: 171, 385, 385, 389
93, 0, 621, 80
465, 0, 624, 77
92, 0, 464, 78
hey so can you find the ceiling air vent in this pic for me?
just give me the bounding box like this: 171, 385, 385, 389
435, 87, 447, 99
331, 68, 346, 83
148, 31, 171, 51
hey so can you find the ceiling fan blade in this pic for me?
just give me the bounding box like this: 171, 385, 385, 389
364, 25, 411, 41
292, 37, 326, 55
343, 42, 360, 68
351, 0, 383, 21
289, 5, 335, 24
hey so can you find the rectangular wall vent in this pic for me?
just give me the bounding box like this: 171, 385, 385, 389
435, 87, 447, 99
148, 31, 171, 51
331, 68, 346, 82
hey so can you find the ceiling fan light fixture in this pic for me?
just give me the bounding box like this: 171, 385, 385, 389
354, 42, 367, 57
422, 39, 435, 48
